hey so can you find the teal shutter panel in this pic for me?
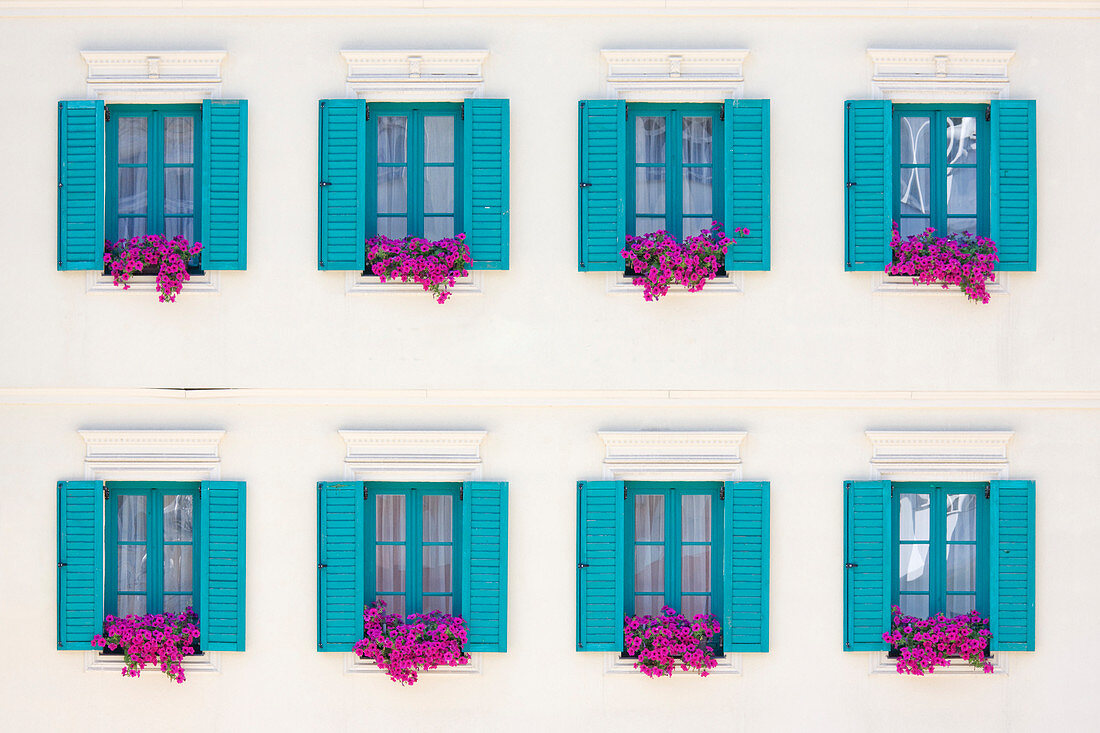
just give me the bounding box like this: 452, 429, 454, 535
722, 481, 770, 652
990, 100, 1037, 271
57, 480, 104, 650
318, 99, 366, 271
989, 480, 1036, 651
578, 100, 626, 271
317, 481, 365, 651
199, 480, 246, 651
576, 480, 625, 651
844, 100, 893, 271
461, 481, 508, 652
463, 99, 510, 270
723, 99, 771, 270
200, 100, 248, 269
57, 100, 104, 271
843, 480, 891, 651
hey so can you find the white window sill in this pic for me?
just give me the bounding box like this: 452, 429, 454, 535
345, 271, 483, 297
344, 652, 483, 676
85, 271, 220, 295
84, 650, 221, 675
606, 271, 744, 296
870, 650, 1007, 675
604, 652, 742, 675
871, 272, 1008, 297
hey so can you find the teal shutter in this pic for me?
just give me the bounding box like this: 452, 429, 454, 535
57, 100, 104, 271
722, 481, 769, 652
461, 481, 508, 651
200, 100, 248, 269
317, 481, 365, 651
723, 99, 771, 270
57, 480, 104, 650
199, 480, 246, 651
989, 480, 1036, 651
576, 480, 624, 651
318, 99, 366, 271
578, 100, 626, 272
843, 480, 891, 651
844, 100, 893, 271
463, 99, 510, 270
990, 100, 1037, 271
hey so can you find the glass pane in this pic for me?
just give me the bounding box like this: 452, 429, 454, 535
946, 217, 977, 235
633, 595, 663, 617
898, 168, 930, 216
377, 595, 405, 615
635, 117, 665, 164
634, 217, 665, 236
163, 495, 193, 542
946, 167, 977, 215
118, 117, 148, 164
946, 544, 976, 592
424, 116, 455, 163
634, 167, 665, 215
422, 546, 452, 593
682, 218, 712, 238
164, 595, 193, 614
946, 116, 978, 165
634, 545, 664, 593
164, 218, 194, 242
681, 117, 712, 165
375, 546, 406, 592
118, 168, 147, 215
681, 546, 711, 593
377, 116, 407, 164
163, 117, 194, 164
422, 495, 453, 542
899, 217, 929, 238
633, 494, 664, 542
118, 595, 146, 616
899, 494, 930, 540
118, 495, 147, 542
423, 595, 452, 614
946, 595, 976, 617
681, 595, 711, 618
117, 546, 147, 592
377, 167, 407, 214
682, 168, 712, 215
424, 167, 454, 214
163, 546, 193, 592
376, 495, 405, 542
899, 595, 928, 618
946, 494, 977, 542
681, 495, 711, 542
377, 217, 407, 239
424, 217, 454, 240
118, 218, 147, 239
898, 544, 929, 592
899, 116, 930, 165
164, 168, 194, 215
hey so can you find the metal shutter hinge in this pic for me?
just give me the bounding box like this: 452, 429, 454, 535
985, 484, 991, 499
459, 486, 463, 500
460, 103, 464, 120
366, 104, 370, 121
985, 107, 991, 122
363, 486, 368, 500
104, 105, 110, 122
103, 486, 109, 500
719, 107, 725, 122
720, 486, 725, 500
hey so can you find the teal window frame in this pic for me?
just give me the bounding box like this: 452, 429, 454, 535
626, 103, 724, 243
892, 103, 990, 240
105, 104, 203, 262
892, 481, 989, 619
104, 481, 201, 618
367, 102, 464, 243
366, 481, 463, 615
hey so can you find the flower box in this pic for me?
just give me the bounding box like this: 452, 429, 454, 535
620, 223, 745, 301
103, 235, 203, 303
91, 608, 201, 683
353, 601, 471, 685
365, 233, 472, 304
886, 224, 999, 303
623, 606, 723, 678
883, 605, 994, 675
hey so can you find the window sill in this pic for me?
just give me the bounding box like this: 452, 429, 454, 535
85, 271, 220, 295
84, 650, 221, 675
871, 272, 1008, 297
604, 652, 742, 675
606, 271, 744, 296
869, 650, 1007, 675
343, 652, 483, 675
345, 271, 483, 297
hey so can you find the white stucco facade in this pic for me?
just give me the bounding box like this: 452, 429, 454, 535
1, 2, 1099, 730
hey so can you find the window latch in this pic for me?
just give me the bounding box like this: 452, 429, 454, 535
317, 563, 327, 569
844, 563, 859, 568
845, 182, 857, 188
577, 563, 590, 569
579, 182, 592, 188
57, 562, 68, 568
319, 181, 332, 187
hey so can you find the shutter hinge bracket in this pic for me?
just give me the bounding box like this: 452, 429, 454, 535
845, 563, 859, 568
58, 562, 68, 568
624, 486, 628, 499
845, 182, 857, 188
719, 107, 725, 122
625, 104, 628, 119
985, 484, 991, 499
104, 105, 110, 122
577, 563, 589, 569
363, 485, 368, 500
319, 181, 331, 187
890, 484, 894, 498
985, 106, 991, 122
720, 485, 725, 500
318, 563, 327, 569
103, 485, 110, 500
459, 485, 463, 501
366, 103, 370, 121
579, 182, 592, 188
461, 103, 464, 120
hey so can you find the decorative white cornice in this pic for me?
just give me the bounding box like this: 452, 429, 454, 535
867, 48, 1015, 101
865, 430, 1014, 481
602, 49, 748, 101
338, 429, 488, 481
598, 430, 747, 481
78, 429, 225, 481
81, 50, 226, 101
340, 50, 488, 101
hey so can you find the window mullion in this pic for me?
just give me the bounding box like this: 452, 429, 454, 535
669, 111, 681, 241
931, 487, 945, 617
149, 111, 162, 238
933, 111, 946, 234
410, 110, 423, 238
668, 487, 679, 614
410, 487, 421, 614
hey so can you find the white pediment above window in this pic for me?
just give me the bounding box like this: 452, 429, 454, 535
338, 429, 487, 481
78, 429, 225, 481
597, 430, 747, 481
867, 48, 1015, 102
865, 430, 1014, 481
340, 50, 489, 101
81, 50, 226, 102
601, 49, 748, 102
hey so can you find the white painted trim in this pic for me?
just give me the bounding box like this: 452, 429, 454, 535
604, 651, 741, 675
85, 271, 220, 296
606, 271, 743, 295
85, 650, 221, 675
338, 429, 487, 482
78, 429, 225, 481
598, 430, 747, 483
346, 270, 483, 296
341, 50, 488, 101
867, 48, 1015, 102
870, 650, 1007, 675
82, 50, 226, 102
602, 49, 747, 101
865, 430, 1013, 481
344, 652, 483, 675
871, 271, 1008, 297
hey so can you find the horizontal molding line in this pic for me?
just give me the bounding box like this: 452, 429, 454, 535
3, 389, 1100, 409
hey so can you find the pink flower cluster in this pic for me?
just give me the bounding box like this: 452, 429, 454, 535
623, 606, 723, 678
91, 607, 201, 683
366, 233, 472, 304
620, 223, 747, 301
885, 223, 999, 304
352, 601, 471, 685
883, 605, 994, 675
104, 234, 203, 303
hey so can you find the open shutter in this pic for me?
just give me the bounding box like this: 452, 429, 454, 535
990, 100, 1037, 271
844, 100, 893, 271
461, 481, 508, 651
723, 99, 771, 270
318, 99, 367, 271
317, 481, 365, 651
57, 480, 103, 650
200, 100, 248, 269
989, 480, 1035, 651
723, 481, 769, 652
843, 480, 891, 651
463, 99, 510, 270
57, 100, 104, 271
578, 100, 626, 271
576, 480, 624, 651
199, 480, 246, 651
